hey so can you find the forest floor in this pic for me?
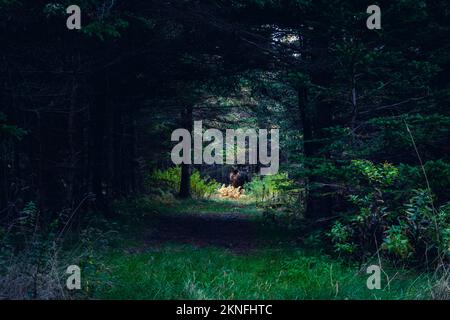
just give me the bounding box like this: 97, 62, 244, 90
84, 199, 434, 299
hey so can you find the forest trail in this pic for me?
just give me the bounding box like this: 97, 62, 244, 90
87, 200, 433, 299
137, 200, 299, 254
146, 213, 259, 253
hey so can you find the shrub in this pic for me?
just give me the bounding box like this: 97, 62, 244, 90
382, 224, 413, 259
328, 159, 449, 265
0, 201, 118, 299
403, 190, 449, 261
149, 167, 220, 199
328, 221, 357, 255
190, 170, 221, 199
246, 172, 295, 202
246, 172, 303, 222
398, 160, 450, 204
350, 159, 399, 186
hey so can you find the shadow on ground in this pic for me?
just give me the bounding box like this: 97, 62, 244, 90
142, 212, 300, 254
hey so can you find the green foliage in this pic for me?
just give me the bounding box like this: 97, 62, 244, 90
382, 224, 413, 259
82, 18, 129, 41
189, 170, 221, 199
0, 0, 20, 9
149, 167, 220, 199
328, 158, 449, 263
246, 173, 304, 223
246, 172, 294, 201
398, 160, 450, 203
350, 160, 399, 186
0, 112, 26, 141
18, 201, 39, 235
42, 3, 65, 16
0, 201, 120, 299
360, 115, 450, 160
328, 221, 356, 255
287, 72, 311, 88
404, 190, 449, 259
380, 189, 449, 260
149, 167, 181, 191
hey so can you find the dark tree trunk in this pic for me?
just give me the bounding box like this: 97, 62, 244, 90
179, 163, 191, 198
298, 86, 313, 158
67, 79, 78, 210
90, 69, 109, 215
301, 34, 334, 219
129, 116, 138, 194
305, 66, 334, 219
179, 105, 193, 199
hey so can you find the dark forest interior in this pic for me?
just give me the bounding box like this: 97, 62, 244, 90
0, 0, 449, 300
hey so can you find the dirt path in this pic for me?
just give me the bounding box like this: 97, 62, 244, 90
142, 211, 298, 253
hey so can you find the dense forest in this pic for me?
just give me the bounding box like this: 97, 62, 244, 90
0, 0, 449, 300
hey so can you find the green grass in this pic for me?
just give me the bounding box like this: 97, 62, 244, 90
87, 245, 432, 300
83, 198, 435, 300
145, 198, 261, 216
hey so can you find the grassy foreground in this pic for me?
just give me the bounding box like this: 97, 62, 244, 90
84, 199, 434, 300
89, 246, 432, 299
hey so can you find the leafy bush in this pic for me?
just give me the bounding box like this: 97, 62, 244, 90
338, 160, 400, 257
190, 171, 221, 199
328, 221, 356, 255
149, 167, 220, 199
328, 159, 449, 265
382, 224, 413, 259
0, 202, 64, 299
350, 160, 399, 186
0, 201, 119, 299
246, 172, 303, 222
398, 160, 450, 204
246, 172, 295, 201
403, 190, 449, 260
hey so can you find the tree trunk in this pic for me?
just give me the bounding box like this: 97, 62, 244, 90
298, 86, 313, 158
90, 69, 108, 215
305, 66, 334, 219
179, 105, 193, 198
301, 36, 334, 218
